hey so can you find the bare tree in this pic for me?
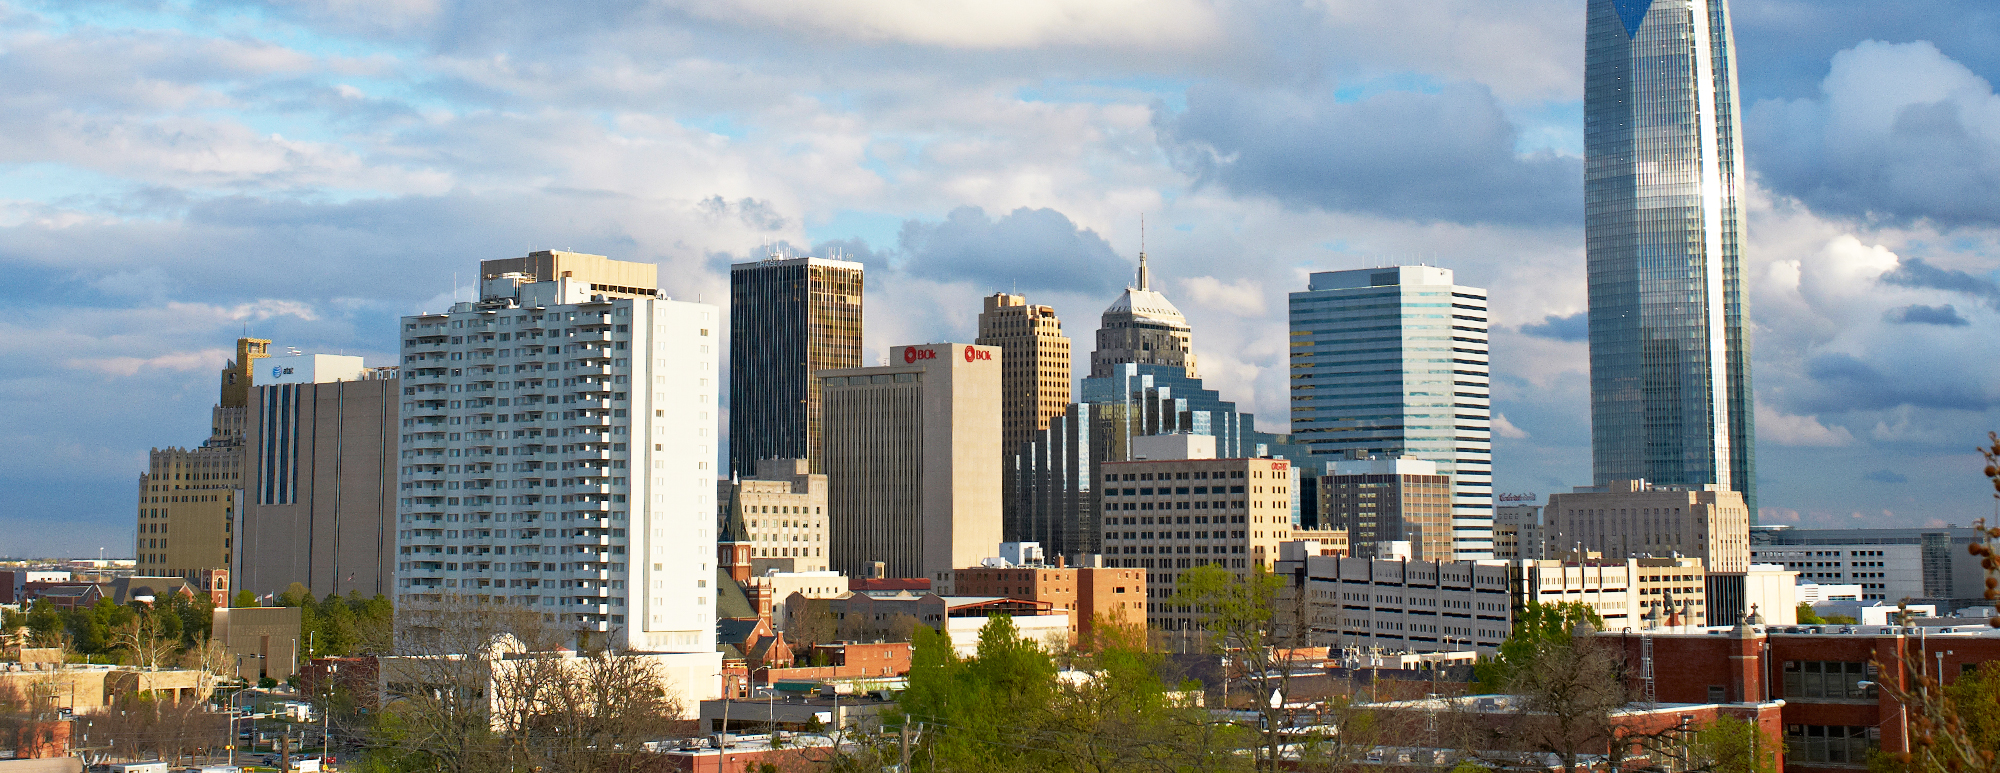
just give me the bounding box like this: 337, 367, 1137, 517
497, 647, 687, 773
112, 614, 179, 671
363, 595, 559, 773
1486, 628, 1630, 773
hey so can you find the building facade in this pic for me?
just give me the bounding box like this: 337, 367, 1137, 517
975, 292, 1072, 457
1288, 266, 1492, 559
1277, 547, 1511, 654
396, 254, 720, 652
950, 564, 1148, 644
820, 343, 1003, 583
1008, 363, 1325, 561
1097, 455, 1295, 632
1492, 504, 1547, 560
1091, 253, 1196, 379
1750, 526, 1991, 609
135, 337, 267, 583
1512, 554, 1712, 629
1585, 0, 1757, 511
238, 361, 400, 599
717, 458, 829, 573
1544, 479, 1752, 573
1315, 456, 1454, 562
728, 255, 864, 475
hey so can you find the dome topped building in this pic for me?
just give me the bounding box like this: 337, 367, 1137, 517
1090, 249, 1197, 378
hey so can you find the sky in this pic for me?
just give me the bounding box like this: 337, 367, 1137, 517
4, 0, 2000, 556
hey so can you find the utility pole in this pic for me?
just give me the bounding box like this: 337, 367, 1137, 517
899, 723, 912, 772
281, 723, 292, 772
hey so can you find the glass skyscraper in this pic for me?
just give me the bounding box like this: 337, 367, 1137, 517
727, 255, 864, 476
1585, 0, 1755, 511
1288, 266, 1493, 559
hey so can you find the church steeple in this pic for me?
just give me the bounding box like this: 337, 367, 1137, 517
718, 474, 754, 583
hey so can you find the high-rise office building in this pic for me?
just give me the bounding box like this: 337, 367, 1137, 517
820, 343, 1003, 584
135, 337, 266, 584
238, 354, 400, 599
1315, 457, 1454, 562
1091, 253, 1196, 379
1288, 266, 1492, 558
1585, 0, 1756, 510
729, 255, 864, 475
396, 253, 720, 653
975, 293, 1072, 456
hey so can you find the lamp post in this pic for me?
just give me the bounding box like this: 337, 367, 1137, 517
1858, 681, 1908, 754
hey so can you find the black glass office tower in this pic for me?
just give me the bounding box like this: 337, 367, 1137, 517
1586, 0, 1756, 512
728, 256, 864, 475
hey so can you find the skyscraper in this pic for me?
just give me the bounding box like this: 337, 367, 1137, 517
975, 292, 1072, 457
396, 253, 720, 653
1091, 252, 1196, 379
1288, 266, 1493, 559
728, 255, 864, 475
239, 353, 400, 599
1585, 0, 1755, 511
135, 337, 265, 583
820, 343, 1003, 583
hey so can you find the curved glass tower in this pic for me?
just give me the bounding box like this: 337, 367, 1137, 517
1585, 0, 1756, 512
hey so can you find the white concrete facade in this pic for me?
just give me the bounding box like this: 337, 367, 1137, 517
396, 269, 719, 653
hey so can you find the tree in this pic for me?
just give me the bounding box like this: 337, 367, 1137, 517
112, 610, 180, 670
1797, 603, 1826, 625
783, 598, 838, 650
233, 589, 259, 608
1041, 617, 1248, 773
359, 596, 557, 773
1474, 601, 1604, 693
495, 645, 688, 773
1486, 623, 1629, 773
1687, 716, 1780, 773
1172, 562, 1307, 773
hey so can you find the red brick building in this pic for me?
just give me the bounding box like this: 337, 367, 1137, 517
1601, 624, 2000, 773
950, 565, 1147, 643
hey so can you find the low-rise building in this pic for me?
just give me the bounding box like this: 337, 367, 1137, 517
717, 459, 829, 574
950, 562, 1147, 643
1511, 554, 1710, 629
212, 605, 304, 682
1750, 525, 1991, 609
1275, 544, 1511, 654
1315, 457, 1454, 562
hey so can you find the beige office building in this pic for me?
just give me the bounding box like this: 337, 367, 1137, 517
974, 293, 1072, 456
238, 363, 400, 599
136, 338, 267, 585
1493, 504, 1548, 560
1544, 480, 1751, 573
1097, 454, 1295, 632
1512, 554, 1710, 629
716, 457, 829, 573
820, 343, 1003, 583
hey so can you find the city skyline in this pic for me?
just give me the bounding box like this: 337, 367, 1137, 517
5, 2, 1999, 554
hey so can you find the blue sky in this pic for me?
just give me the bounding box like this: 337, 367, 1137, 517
4, 0, 2000, 555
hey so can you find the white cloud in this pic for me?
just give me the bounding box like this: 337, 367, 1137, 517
1755, 402, 1855, 447
1178, 275, 1266, 316
1492, 412, 1529, 439
674, 0, 1220, 50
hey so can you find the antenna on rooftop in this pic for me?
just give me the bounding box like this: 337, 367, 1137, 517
1136, 214, 1150, 292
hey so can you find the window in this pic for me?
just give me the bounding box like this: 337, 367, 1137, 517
1785, 725, 1874, 765
1784, 661, 1873, 700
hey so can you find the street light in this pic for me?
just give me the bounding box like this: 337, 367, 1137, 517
1857, 681, 1908, 754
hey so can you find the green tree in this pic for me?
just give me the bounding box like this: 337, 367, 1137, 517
1797, 603, 1826, 625
1172, 563, 1295, 772
1684, 716, 1780, 773
232, 589, 258, 608
896, 616, 1060, 771
1474, 601, 1605, 693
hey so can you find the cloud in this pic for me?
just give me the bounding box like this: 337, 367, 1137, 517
1748, 41, 2000, 228
1758, 507, 1801, 524
674, 0, 1220, 50
1878, 257, 2000, 304
66, 348, 231, 377
1154, 82, 1580, 226
1861, 469, 1908, 484
1492, 412, 1529, 440
895, 206, 1129, 296
1884, 303, 1970, 326
1178, 276, 1265, 316
1755, 403, 1857, 447
1519, 311, 1587, 341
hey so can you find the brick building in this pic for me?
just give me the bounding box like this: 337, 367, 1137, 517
1601, 623, 2000, 773
950, 564, 1148, 643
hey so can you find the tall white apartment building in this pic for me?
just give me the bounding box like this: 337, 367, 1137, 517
1289, 266, 1493, 559
396, 251, 720, 653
